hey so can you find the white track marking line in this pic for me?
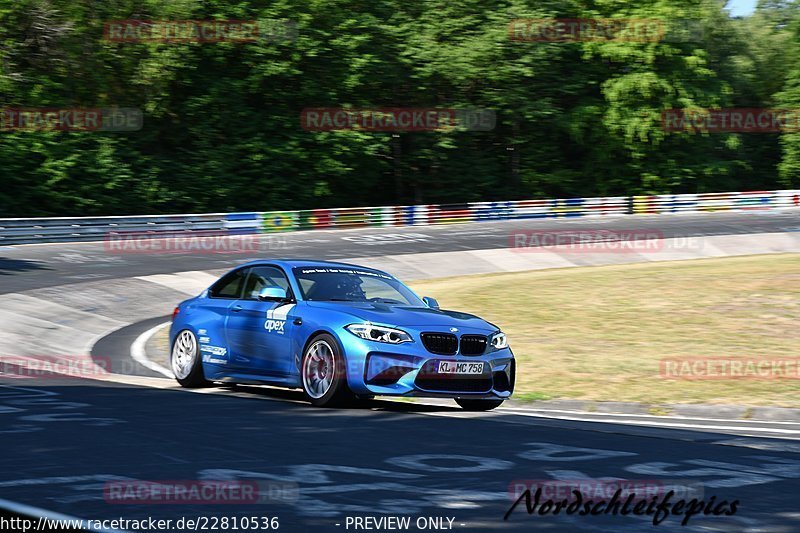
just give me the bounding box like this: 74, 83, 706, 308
712, 438, 800, 453
130, 321, 173, 378
519, 413, 800, 436
0, 497, 128, 532
421, 409, 800, 437
499, 407, 800, 426
122, 324, 800, 438
70, 339, 800, 438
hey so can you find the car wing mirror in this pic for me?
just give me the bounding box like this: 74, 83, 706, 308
258, 287, 287, 301
422, 296, 439, 309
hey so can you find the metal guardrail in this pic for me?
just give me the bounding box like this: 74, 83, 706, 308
1, 190, 798, 245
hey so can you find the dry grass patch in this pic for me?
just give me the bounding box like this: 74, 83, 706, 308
409, 254, 800, 407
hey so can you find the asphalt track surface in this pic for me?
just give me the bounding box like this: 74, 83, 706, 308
2, 374, 799, 532
1, 210, 799, 294
2, 211, 800, 532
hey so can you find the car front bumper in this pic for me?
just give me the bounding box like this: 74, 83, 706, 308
340, 336, 515, 399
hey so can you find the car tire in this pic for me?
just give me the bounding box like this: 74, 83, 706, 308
455, 398, 504, 411
170, 329, 210, 388
301, 333, 353, 407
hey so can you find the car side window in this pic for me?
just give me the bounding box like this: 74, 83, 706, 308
242, 266, 291, 300
209, 269, 247, 299
297, 277, 315, 296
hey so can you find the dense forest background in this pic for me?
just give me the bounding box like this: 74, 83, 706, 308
1, 0, 800, 217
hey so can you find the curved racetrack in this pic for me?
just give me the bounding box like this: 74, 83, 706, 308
1, 211, 800, 532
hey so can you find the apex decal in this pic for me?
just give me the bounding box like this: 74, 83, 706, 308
264, 303, 294, 334
265, 319, 286, 333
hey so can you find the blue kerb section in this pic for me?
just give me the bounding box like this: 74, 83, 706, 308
662, 198, 697, 212
225, 212, 260, 234
403, 206, 417, 225
474, 202, 513, 221
736, 197, 772, 205
226, 212, 259, 221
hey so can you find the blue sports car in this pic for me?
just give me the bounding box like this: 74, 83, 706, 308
169, 259, 515, 409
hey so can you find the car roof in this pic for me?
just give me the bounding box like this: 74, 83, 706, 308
238, 258, 391, 274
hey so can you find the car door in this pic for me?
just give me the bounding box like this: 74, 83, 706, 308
225, 265, 297, 377
199, 267, 248, 367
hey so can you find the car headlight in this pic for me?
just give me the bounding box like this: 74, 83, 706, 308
490, 331, 508, 350
345, 323, 413, 344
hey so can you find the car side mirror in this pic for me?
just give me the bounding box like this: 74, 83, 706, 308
423, 296, 439, 309
258, 287, 288, 302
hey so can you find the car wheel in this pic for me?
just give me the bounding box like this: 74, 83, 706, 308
455, 398, 504, 411
301, 334, 352, 407
171, 329, 210, 388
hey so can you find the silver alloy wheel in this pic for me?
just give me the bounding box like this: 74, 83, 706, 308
171, 330, 197, 380
302, 340, 336, 399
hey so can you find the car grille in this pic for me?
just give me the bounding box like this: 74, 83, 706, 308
421, 333, 458, 355
459, 335, 488, 356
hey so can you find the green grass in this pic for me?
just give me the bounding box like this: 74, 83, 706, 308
512, 391, 553, 402
410, 254, 800, 408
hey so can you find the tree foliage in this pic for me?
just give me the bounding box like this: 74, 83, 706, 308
0, 0, 798, 216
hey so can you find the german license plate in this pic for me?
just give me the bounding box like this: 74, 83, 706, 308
437, 361, 484, 375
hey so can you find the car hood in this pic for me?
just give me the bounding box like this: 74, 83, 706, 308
304, 301, 497, 333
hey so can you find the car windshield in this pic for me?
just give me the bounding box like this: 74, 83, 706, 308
293, 266, 424, 306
